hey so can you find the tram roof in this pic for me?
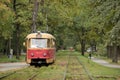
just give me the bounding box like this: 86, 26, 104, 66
26, 32, 55, 39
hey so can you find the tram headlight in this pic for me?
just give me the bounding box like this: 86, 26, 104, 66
43, 53, 47, 57
31, 53, 34, 57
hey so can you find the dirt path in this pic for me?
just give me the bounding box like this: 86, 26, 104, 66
91, 57, 120, 68
0, 62, 29, 72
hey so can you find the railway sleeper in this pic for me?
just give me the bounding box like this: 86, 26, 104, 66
94, 75, 116, 79
65, 75, 89, 80
67, 73, 85, 76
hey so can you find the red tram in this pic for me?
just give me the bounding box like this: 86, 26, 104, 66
24, 31, 56, 65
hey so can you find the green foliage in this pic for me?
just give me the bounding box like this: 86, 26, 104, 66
97, 44, 107, 56
14, 0, 32, 35
0, 1, 14, 39
107, 21, 120, 46
88, 0, 120, 45
75, 44, 81, 51
0, 0, 120, 56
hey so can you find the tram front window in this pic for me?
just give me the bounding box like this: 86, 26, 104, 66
30, 39, 47, 48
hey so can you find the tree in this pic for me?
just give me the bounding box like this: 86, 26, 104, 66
88, 0, 120, 62
1, 0, 120, 61
0, 0, 14, 54
12, 0, 31, 59
107, 21, 120, 63
54, 0, 93, 55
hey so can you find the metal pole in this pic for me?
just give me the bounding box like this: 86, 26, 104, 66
32, 0, 39, 33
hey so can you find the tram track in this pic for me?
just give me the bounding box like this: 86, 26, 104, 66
0, 51, 94, 80
0, 66, 35, 80
0, 66, 31, 80
0, 66, 30, 80
63, 52, 94, 80
0, 71, 16, 79
76, 56, 94, 80
27, 73, 39, 80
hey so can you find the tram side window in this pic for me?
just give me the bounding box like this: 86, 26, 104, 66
47, 39, 51, 48
30, 39, 47, 48
47, 39, 55, 48
51, 39, 55, 48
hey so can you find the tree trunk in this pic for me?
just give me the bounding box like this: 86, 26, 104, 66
16, 26, 20, 59
112, 44, 118, 63
107, 46, 112, 58
81, 39, 85, 56
110, 46, 113, 59
13, 0, 20, 59
8, 38, 11, 55
118, 46, 120, 59
80, 27, 85, 56
4, 40, 9, 55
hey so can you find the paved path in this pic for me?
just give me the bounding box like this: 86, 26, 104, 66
0, 62, 29, 72
91, 57, 120, 68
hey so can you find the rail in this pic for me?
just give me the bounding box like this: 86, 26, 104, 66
0, 71, 16, 79
63, 52, 70, 80
63, 52, 94, 80
27, 73, 39, 80
77, 56, 94, 80
0, 66, 30, 80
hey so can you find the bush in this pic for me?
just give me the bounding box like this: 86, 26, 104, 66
75, 44, 81, 51
0, 55, 25, 63
97, 44, 107, 57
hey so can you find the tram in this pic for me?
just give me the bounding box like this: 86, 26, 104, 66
24, 31, 56, 65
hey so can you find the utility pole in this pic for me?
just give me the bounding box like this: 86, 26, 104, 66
46, 14, 48, 32
40, 0, 49, 32
31, 0, 39, 33
31, 0, 46, 33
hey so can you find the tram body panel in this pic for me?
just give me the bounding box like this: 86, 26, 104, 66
27, 49, 55, 59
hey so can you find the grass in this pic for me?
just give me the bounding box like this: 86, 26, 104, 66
0, 55, 25, 63
57, 51, 120, 79
0, 51, 120, 80
78, 53, 120, 80
0, 51, 68, 80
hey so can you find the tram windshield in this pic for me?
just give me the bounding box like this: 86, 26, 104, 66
30, 39, 47, 48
